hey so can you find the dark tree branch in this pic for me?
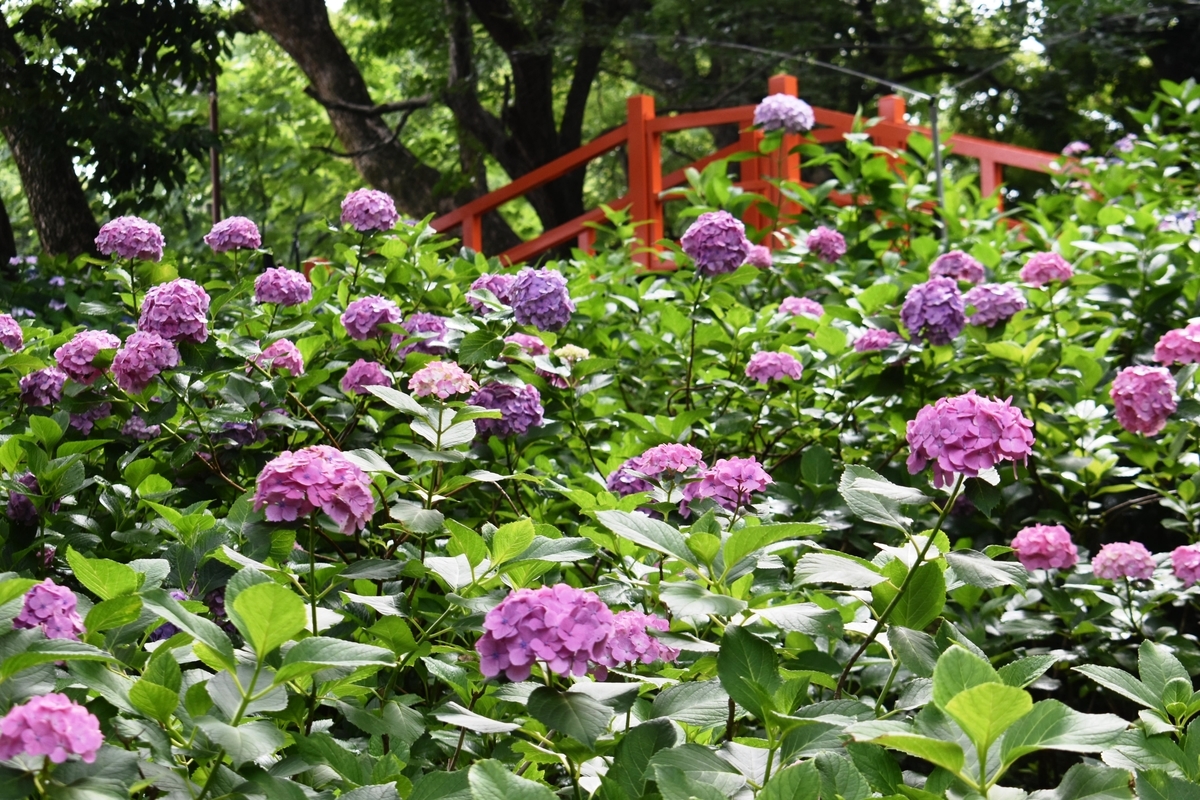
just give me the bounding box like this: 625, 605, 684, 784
302, 87, 433, 116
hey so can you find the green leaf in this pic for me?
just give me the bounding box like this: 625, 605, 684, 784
468, 759, 557, 800
873, 561, 945, 630
749, 602, 844, 638
411, 772, 470, 800
647, 745, 744, 796
508, 536, 597, 564
800, 445, 834, 485
816, 752, 871, 800
945, 682, 1033, 753
605, 718, 679, 800
0, 579, 36, 607
275, 637, 395, 683
1074, 665, 1159, 709
595, 510, 695, 565
446, 520, 489, 568
1035, 763, 1134, 800
849, 720, 965, 775
722, 523, 821, 575
794, 552, 885, 587
141, 589, 236, 671
847, 742, 904, 794
932, 646, 1000, 710
458, 331, 504, 365
759, 761, 819, 800
490, 518, 536, 566
366, 386, 427, 415
29, 416, 62, 450
0, 638, 117, 680
857, 283, 899, 315
1135, 769, 1200, 800
651, 680, 731, 729
434, 702, 521, 734
1000, 700, 1127, 767
889, 627, 941, 678
717, 626, 781, 721
526, 686, 612, 749
128, 679, 179, 723
66, 547, 140, 600
1138, 641, 1191, 698
946, 550, 1028, 590
84, 596, 143, 632
652, 766, 727, 800
660, 583, 747, 616
197, 719, 285, 768
998, 655, 1057, 688
838, 467, 916, 531
228, 582, 307, 658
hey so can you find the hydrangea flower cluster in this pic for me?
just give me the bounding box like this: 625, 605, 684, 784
683, 456, 773, 512
70, 403, 112, 434
607, 443, 706, 496
930, 250, 985, 284
252, 445, 376, 533
409, 361, 478, 399
470, 382, 544, 438
122, 416, 161, 441
598, 610, 679, 668
510, 268, 575, 331
1062, 141, 1090, 157
1110, 366, 1177, 435
906, 390, 1035, 488
1092, 541, 1156, 580
1019, 252, 1073, 287
395, 312, 449, 356
681, 211, 751, 277
7, 472, 42, 524
854, 329, 901, 352
112, 331, 179, 394
0, 694, 103, 764
14, 579, 84, 640
55, 330, 121, 384
1114, 134, 1137, 153
341, 188, 399, 232
1153, 323, 1200, 365
1010, 524, 1078, 570
806, 226, 846, 263
752, 93, 815, 133
779, 296, 824, 318
745, 351, 803, 384
745, 245, 773, 268
1159, 210, 1198, 234
94, 216, 164, 261
505, 333, 548, 356
204, 216, 261, 252
342, 296, 402, 340
18, 368, 65, 408
255, 339, 304, 375
901, 278, 966, 345
342, 359, 392, 396
254, 267, 312, 306
139, 279, 211, 343
468, 273, 516, 312
555, 344, 589, 361
0, 313, 22, 351
964, 283, 1027, 327
1171, 544, 1200, 588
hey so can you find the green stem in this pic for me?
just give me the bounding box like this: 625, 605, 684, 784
682, 277, 707, 411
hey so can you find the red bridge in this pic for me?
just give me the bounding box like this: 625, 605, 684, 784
429, 74, 1060, 268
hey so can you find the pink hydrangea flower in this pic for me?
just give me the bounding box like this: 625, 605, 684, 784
511, 268, 575, 331
470, 382, 544, 438
341, 188, 399, 232
14, 579, 84, 640
930, 250, 985, 284
0, 313, 23, 351
753, 94, 815, 133
1110, 366, 1177, 435
139, 279, 210, 343
204, 216, 261, 253
607, 444, 706, 496
1010, 524, 1078, 570
901, 277, 966, 345
745, 245, 773, 268
598, 610, 679, 667
1153, 323, 1200, 365
745, 351, 803, 384
681, 211, 751, 277
965, 283, 1027, 328
255, 339, 304, 376
409, 361, 478, 400
683, 456, 773, 513
111, 331, 180, 394
780, 296, 823, 318
341, 359, 392, 396
468, 273, 516, 312
341, 296, 402, 340
854, 329, 901, 352
95, 216, 164, 261
252, 445, 376, 533
19, 368, 67, 408
254, 267, 312, 306
0, 694, 102, 764
906, 390, 1035, 488
806, 226, 846, 263
1019, 252, 1073, 287
1092, 541, 1156, 581
1062, 141, 1090, 157
54, 330, 121, 385
1171, 544, 1200, 588
505, 333, 549, 356
476, 584, 615, 681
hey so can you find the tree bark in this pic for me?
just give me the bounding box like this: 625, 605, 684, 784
0, 194, 16, 269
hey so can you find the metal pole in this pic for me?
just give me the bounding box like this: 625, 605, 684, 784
209, 76, 222, 225
929, 99, 948, 251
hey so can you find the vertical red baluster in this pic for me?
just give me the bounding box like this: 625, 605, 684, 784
627, 95, 662, 269
876, 94, 908, 166
462, 214, 483, 253
980, 159, 1004, 211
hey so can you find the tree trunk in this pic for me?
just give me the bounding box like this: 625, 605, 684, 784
0, 194, 16, 269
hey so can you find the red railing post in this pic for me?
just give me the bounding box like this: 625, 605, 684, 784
627, 95, 662, 269
462, 214, 483, 252
875, 94, 908, 164
759, 74, 802, 231
980, 159, 1004, 210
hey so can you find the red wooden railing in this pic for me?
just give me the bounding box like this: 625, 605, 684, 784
430, 74, 1061, 268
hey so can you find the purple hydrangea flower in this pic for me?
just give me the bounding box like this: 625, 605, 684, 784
0, 694, 102, 764
14, 579, 84, 640
122, 415, 161, 441
204, 589, 236, 635
806, 227, 847, 263
468, 273, 517, 312
394, 312, 449, 356
409, 360, 478, 400
607, 444, 706, 497
341, 359, 393, 396
1019, 252, 1073, 287
7, 473, 41, 524
1155, 323, 1200, 365
139, 279, 210, 343
1010, 524, 1078, 570
55, 330, 121, 385
1114, 134, 1137, 153
745, 245, 773, 268
469, 382, 544, 438
964, 283, 1027, 327
745, 351, 803, 384
204, 216, 261, 253
681, 211, 751, 277
148, 589, 189, 641
252, 445, 376, 533
682, 456, 773, 513
341, 296, 402, 340
95, 216, 164, 261
598, 610, 679, 668
19, 368, 66, 407
254, 268, 312, 306
854, 329, 901, 352
341, 188, 399, 232
255, 339, 304, 376
505, 333, 549, 356
1171, 544, 1200, 588
1110, 366, 1177, 435
1062, 141, 1090, 157
222, 421, 264, 448
753, 93, 815, 133
930, 250, 985, 284
112, 331, 180, 394
906, 390, 1035, 488
779, 296, 824, 318
901, 277, 965, 345
1159, 210, 1198, 234
1092, 541, 1155, 580
0, 313, 23, 351
510, 268, 575, 331
70, 403, 113, 434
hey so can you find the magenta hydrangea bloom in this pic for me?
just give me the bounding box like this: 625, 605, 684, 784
1110, 365, 1177, 435
806, 226, 847, 263
341, 188, 400, 232
0, 313, 22, 351
1171, 544, 1200, 588
1019, 252, 1073, 287
964, 283, 1027, 328
14, 579, 84, 640
854, 329, 901, 352
54, 330, 121, 385
1092, 541, 1156, 581
17, 368, 63, 408
1153, 323, 1200, 365
510, 268, 575, 331
111, 331, 179, 394
1010, 524, 1078, 570
139, 278, 210, 343
607, 443, 707, 497
906, 390, 1035, 488
409, 360, 478, 400
122, 416, 160, 441
598, 610, 679, 668
469, 382, 544, 438
930, 250, 985, 284
745, 245, 773, 268
1062, 141, 1090, 157
341, 359, 392, 396
505, 333, 549, 356
901, 277, 966, 345
606, 461, 653, 496
0, 694, 102, 764
468, 273, 517, 312
69, 403, 113, 435
7, 473, 41, 524
252, 445, 376, 533
204, 216, 261, 253
779, 296, 824, 318
94, 215, 164, 261
476, 584, 615, 681
1114, 134, 1136, 153
683, 456, 773, 513
254, 267, 312, 306
341, 296, 402, 340
255, 339, 304, 376
394, 312, 449, 356
753, 93, 815, 134
745, 351, 803, 384
681, 211, 751, 277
